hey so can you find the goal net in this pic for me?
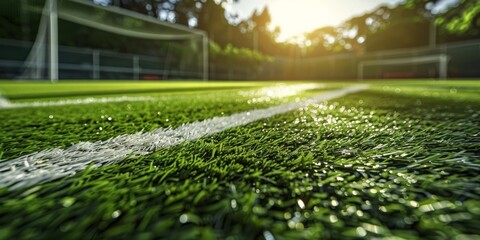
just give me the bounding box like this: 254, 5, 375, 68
8, 0, 208, 81
358, 54, 449, 80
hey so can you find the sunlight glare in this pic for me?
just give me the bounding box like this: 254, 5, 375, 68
232, 0, 404, 41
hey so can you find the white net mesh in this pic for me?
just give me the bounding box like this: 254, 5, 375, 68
18, 0, 49, 80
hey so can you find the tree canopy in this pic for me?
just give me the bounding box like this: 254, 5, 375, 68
302, 0, 479, 56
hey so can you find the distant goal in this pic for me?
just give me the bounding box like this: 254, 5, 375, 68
358, 54, 449, 80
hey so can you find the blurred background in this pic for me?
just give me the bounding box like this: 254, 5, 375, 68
0, 0, 479, 81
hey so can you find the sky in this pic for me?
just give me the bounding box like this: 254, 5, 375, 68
230, 0, 406, 41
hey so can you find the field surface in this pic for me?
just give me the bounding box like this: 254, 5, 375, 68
0, 80, 479, 239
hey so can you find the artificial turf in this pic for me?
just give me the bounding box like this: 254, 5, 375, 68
0, 80, 479, 239
0, 83, 330, 160
0, 81, 275, 100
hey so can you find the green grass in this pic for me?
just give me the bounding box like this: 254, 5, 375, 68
0, 83, 330, 160
0, 81, 281, 100
0, 80, 479, 239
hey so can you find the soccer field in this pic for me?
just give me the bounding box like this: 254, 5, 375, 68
0, 80, 479, 239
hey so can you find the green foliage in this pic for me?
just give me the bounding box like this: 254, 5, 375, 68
304, 0, 480, 54
210, 42, 273, 69
438, 0, 480, 34
196, 0, 232, 46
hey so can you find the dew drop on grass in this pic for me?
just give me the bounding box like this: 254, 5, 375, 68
230, 199, 238, 209
61, 197, 75, 208
287, 220, 296, 229
409, 200, 419, 207
356, 210, 364, 217
346, 205, 356, 214
340, 149, 357, 156
111, 210, 121, 219
295, 223, 304, 230
362, 223, 382, 234
329, 215, 338, 223
263, 231, 275, 240
179, 214, 188, 224
297, 199, 306, 209
49, 115, 54, 119
438, 214, 453, 223
356, 227, 367, 237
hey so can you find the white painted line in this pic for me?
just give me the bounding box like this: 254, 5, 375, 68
0, 85, 368, 190
0, 96, 157, 109
0, 95, 12, 108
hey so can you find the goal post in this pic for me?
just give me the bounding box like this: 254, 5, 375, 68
49, 0, 58, 82
358, 54, 449, 80
20, 0, 209, 81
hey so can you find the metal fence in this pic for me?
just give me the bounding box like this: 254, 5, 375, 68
261, 39, 480, 80
0, 38, 204, 80
1, 37, 479, 80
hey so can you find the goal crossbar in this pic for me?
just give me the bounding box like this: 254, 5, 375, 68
358, 54, 449, 80
58, 0, 205, 40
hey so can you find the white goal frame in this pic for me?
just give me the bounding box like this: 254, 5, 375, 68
358, 54, 449, 80
26, 0, 209, 82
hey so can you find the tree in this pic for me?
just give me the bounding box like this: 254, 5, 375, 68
246, 7, 280, 55
196, 0, 231, 45
304, 27, 341, 56
437, 0, 480, 37
333, 0, 445, 52
364, 3, 433, 51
